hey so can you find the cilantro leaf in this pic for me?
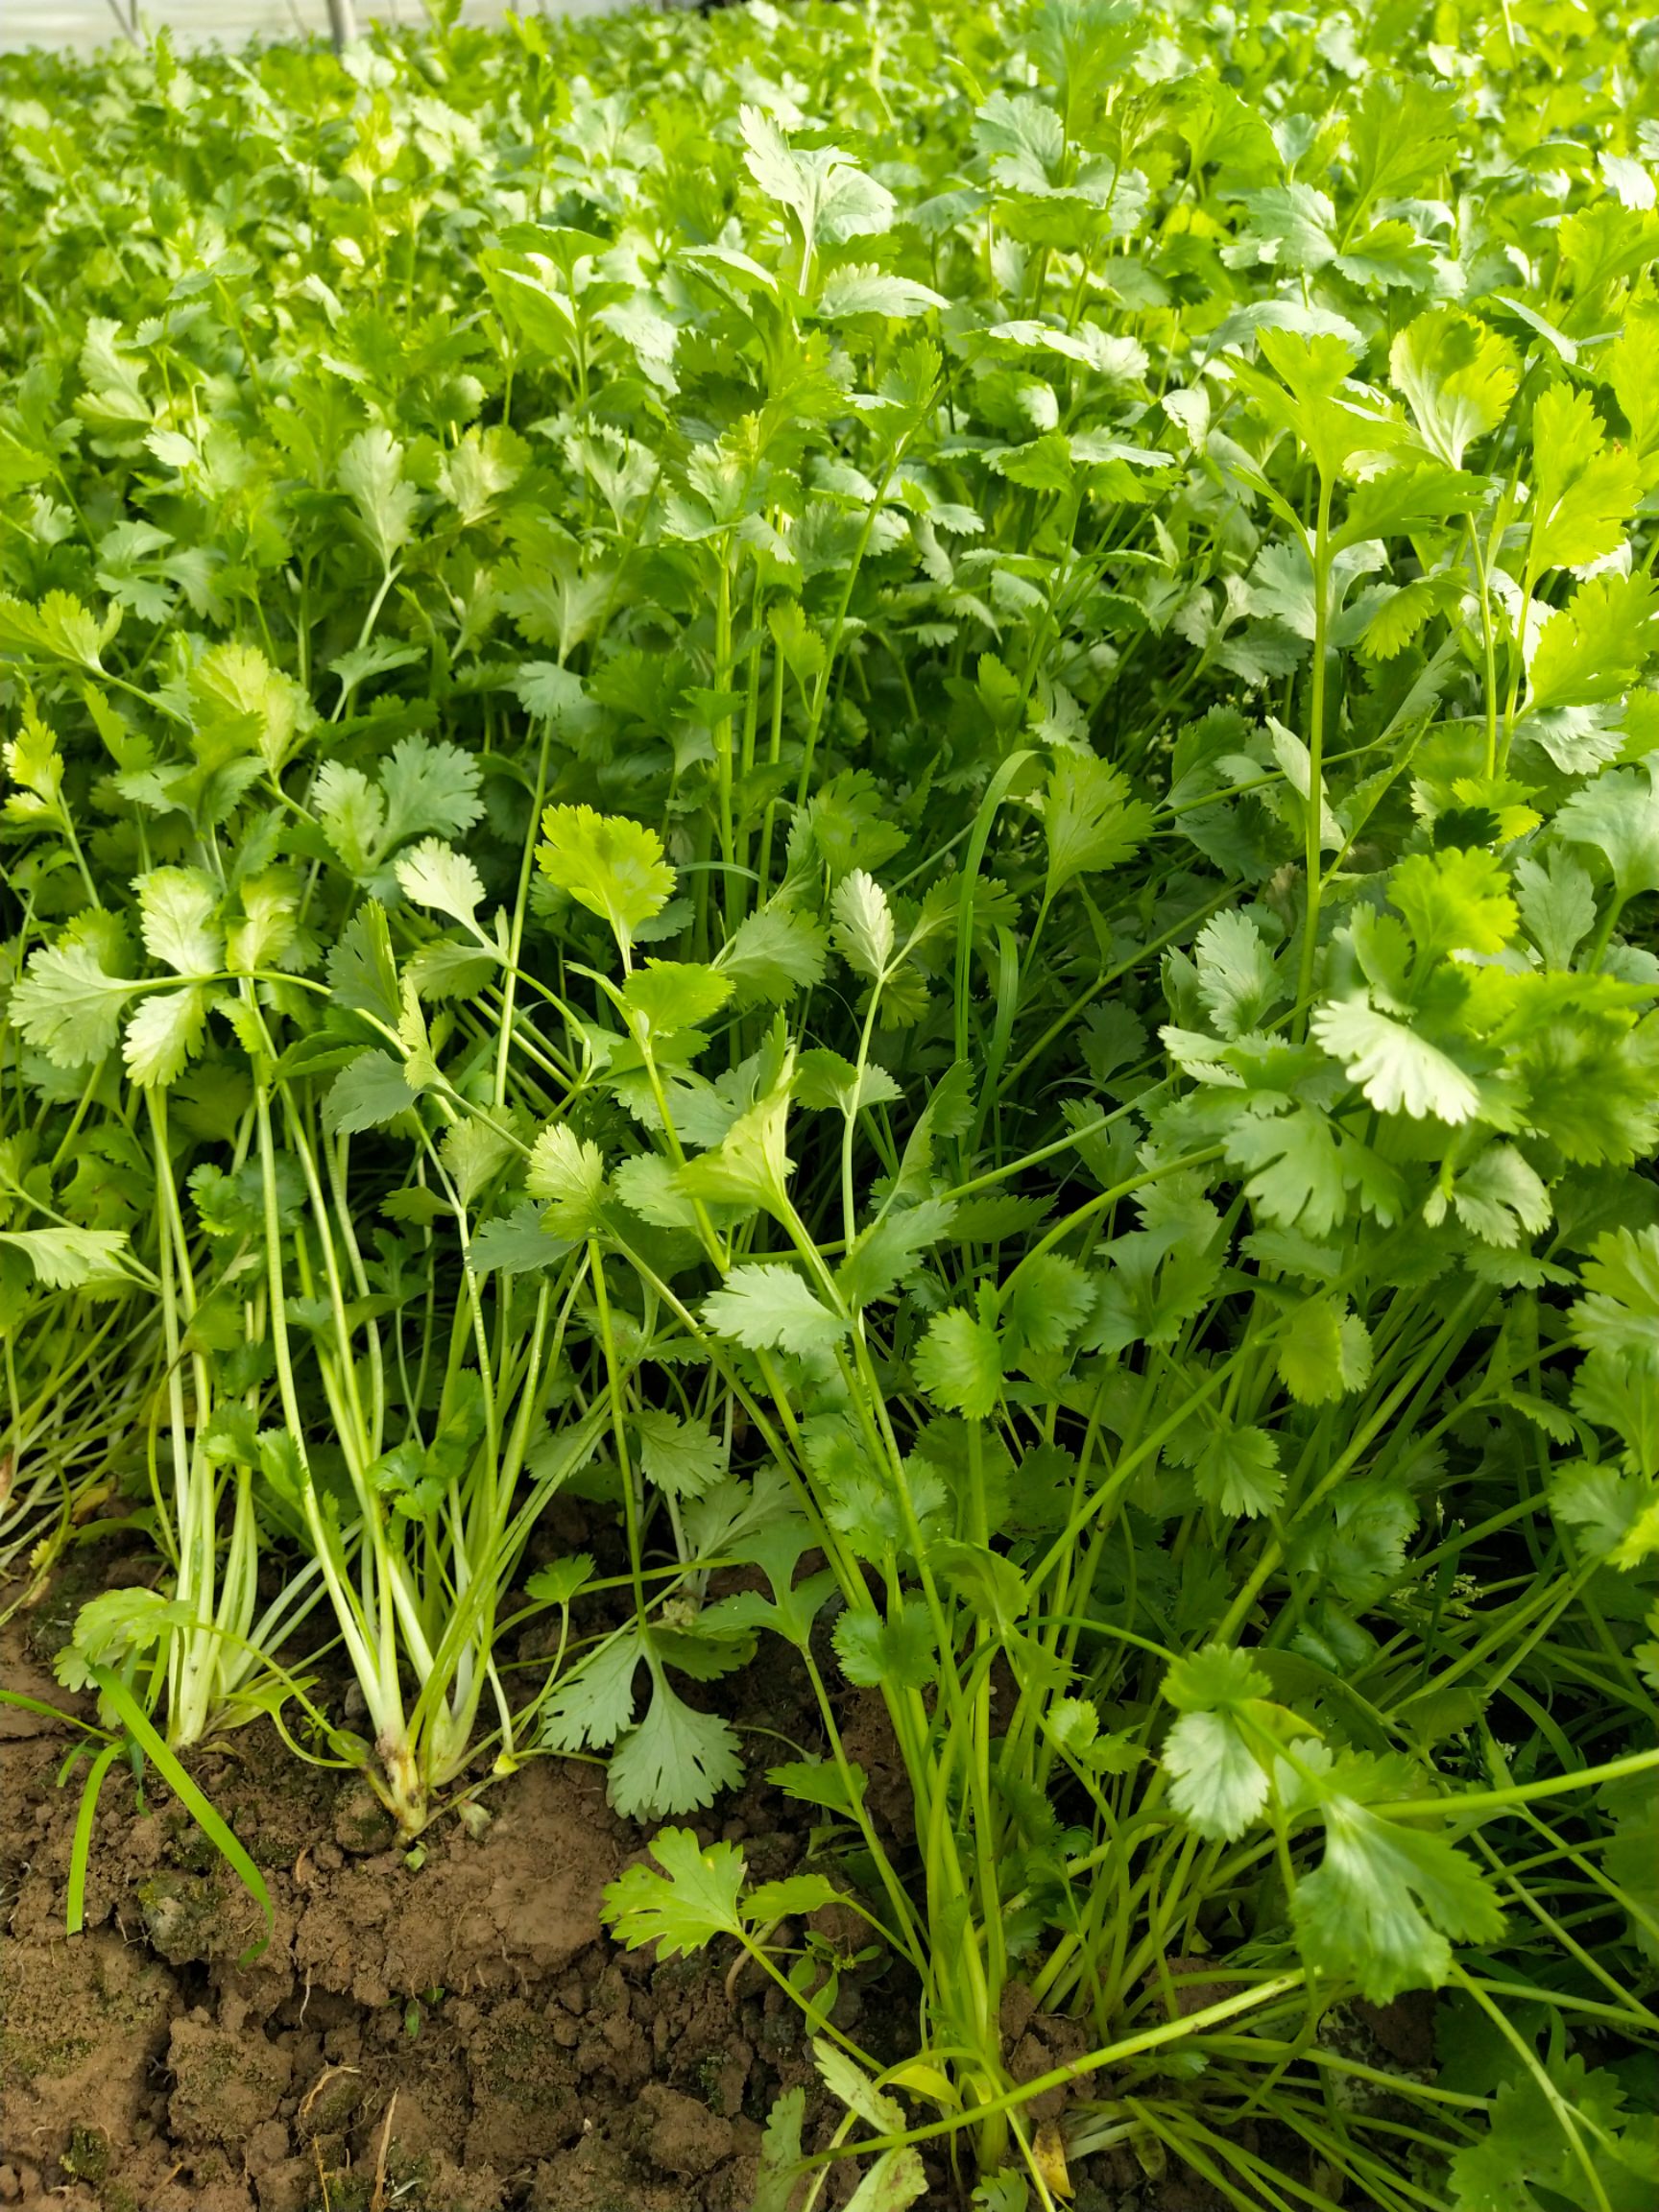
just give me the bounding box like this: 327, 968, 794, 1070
601, 1825, 745, 1956
1554, 765, 1659, 902
526, 1124, 609, 1238
11, 932, 138, 1068
1294, 1798, 1505, 2004
1527, 385, 1640, 572
1311, 998, 1480, 1123
607, 1671, 744, 1820
703, 1264, 849, 1358
715, 905, 830, 1003
395, 839, 487, 930
1043, 752, 1154, 900
636, 1409, 730, 1500
913, 1308, 1004, 1419
538, 804, 676, 957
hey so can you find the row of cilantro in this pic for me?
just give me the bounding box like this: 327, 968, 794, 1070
3, 2, 1659, 2206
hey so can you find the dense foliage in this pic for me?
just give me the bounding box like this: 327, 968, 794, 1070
4, 1, 1659, 2203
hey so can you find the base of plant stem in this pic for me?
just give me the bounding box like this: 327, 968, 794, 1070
373, 1736, 430, 1838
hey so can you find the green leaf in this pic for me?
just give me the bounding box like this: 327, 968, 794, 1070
1527, 384, 1640, 572
636, 1409, 729, 1500
0, 1227, 135, 1292
311, 766, 386, 874
2, 689, 67, 829
1359, 575, 1457, 662
1515, 851, 1597, 971
339, 425, 419, 568
608, 1672, 744, 1819
1193, 1425, 1284, 1518
830, 869, 896, 979
1554, 765, 1659, 901
798, 1050, 903, 1117
1293, 1486, 1416, 1608
395, 838, 487, 929
1224, 1103, 1396, 1240
767, 1758, 868, 1819
1390, 847, 1518, 966
1165, 1644, 1272, 1711
538, 804, 676, 957
61, 1585, 190, 1673
1390, 307, 1518, 469
1043, 751, 1154, 899
1550, 1462, 1650, 1562
190, 639, 308, 775
677, 1086, 794, 1216
330, 640, 424, 716
621, 960, 733, 1037
378, 736, 484, 853
1278, 1295, 1373, 1405
601, 1825, 745, 1956
525, 1554, 596, 1608
914, 1308, 1004, 1419
1333, 463, 1480, 551
1527, 570, 1659, 721
833, 1599, 937, 1691
1311, 998, 1480, 1123
1294, 1796, 1505, 2004
1449, 2060, 1649, 2212
1001, 1253, 1093, 1359
1161, 1644, 1275, 1840
515, 661, 592, 729
525, 1124, 608, 1238
0, 589, 116, 672
441, 1116, 517, 1209
468, 1202, 572, 1276
747, 1872, 840, 1923
1428, 1144, 1551, 1247
1348, 73, 1462, 205
815, 266, 947, 320
974, 89, 1064, 193
703, 1265, 848, 1358
1233, 328, 1399, 484
1569, 1228, 1659, 1363
715, 905, 830, 1004
739, 105, 895, 253
123, 985, 212, 1088
324, 1052, 420, 1136
837, 1197, 957, 1310
613, 1154, 703, 1232
1193, 910, 1281, 1039
542, 1629, 644, 1753
327, 903, 402, 1025
11, 930, 137, 1067
1164, 1709, 1272, 1841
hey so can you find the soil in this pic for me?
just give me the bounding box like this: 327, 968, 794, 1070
0, 1549, 1259, 2212
0, 1587, 868, 2212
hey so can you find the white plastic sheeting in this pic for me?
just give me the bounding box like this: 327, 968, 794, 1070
0, 1, 632, 57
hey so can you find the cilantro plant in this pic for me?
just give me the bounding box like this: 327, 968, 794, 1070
5, 1, 1659, 2205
